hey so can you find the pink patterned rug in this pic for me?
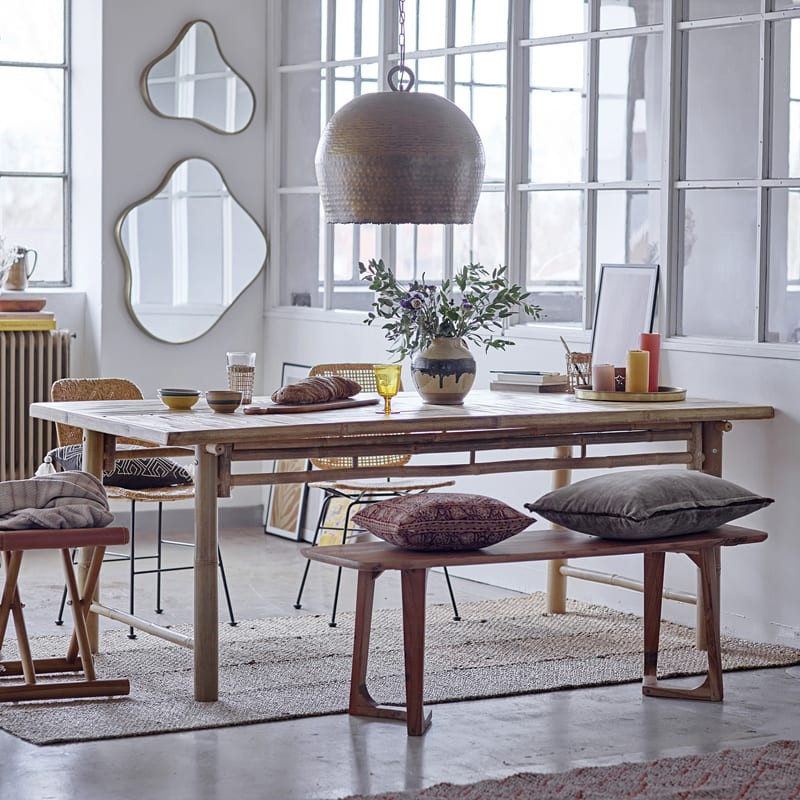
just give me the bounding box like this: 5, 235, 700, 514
341, 740, 800, 800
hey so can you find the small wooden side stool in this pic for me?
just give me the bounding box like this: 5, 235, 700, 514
0, 526, 131, 701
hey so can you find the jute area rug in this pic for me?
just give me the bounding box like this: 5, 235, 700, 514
1, 593, 799, 746
339, 739, 800, 800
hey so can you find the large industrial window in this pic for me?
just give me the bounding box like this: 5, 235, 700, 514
0, 0, 70, 285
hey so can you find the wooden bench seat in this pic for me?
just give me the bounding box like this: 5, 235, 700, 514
0, 526, 131, 702
302, 524, 767, 735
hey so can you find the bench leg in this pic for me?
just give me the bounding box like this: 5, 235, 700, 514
642, 546, 723, 702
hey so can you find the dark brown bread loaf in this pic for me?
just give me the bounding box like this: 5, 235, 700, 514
270, 375, 362, 405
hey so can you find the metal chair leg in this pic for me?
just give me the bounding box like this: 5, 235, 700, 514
328, 498, 360, 627
127, 500, 137, 639
294, 492, 333, 610
442, 567, 461, 621
217, 546, 237, 626
155, 502, 164, 614
54, 548, 76, 625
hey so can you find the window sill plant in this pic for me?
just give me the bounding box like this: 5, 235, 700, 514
359, 259, 541, 404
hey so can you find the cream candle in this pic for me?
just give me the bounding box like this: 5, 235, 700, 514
591, 363, 615, 392
639, 332, 661, 392
625, 349, 650, 393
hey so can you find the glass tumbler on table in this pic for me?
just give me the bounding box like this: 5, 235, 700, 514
226, 352, 256, 404
373, 364, 402, 415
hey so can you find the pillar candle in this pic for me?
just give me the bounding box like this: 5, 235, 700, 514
639, 332, 661, 393
591, 363, 615, 392
625, 349, 650, 393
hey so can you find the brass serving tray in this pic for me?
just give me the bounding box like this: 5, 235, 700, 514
574, 386, 687, 402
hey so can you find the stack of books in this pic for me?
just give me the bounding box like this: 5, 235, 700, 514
489, 370, 569, 393
0, 311, 56, 331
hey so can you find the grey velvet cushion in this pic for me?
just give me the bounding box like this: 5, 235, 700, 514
525, 469, 773, 540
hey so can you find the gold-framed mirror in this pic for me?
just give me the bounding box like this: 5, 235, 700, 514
141, 19, 256, 134
116, 157, 268, 344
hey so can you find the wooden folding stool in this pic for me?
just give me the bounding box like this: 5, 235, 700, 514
0, 526, 131, 701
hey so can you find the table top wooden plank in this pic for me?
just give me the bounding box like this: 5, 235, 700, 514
302, 524, 768, 572
29, 391, 774, 447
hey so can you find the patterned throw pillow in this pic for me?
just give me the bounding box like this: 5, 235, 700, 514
352, 493, 534, 552
46, 444, 193, 490
526, 469, 773, 540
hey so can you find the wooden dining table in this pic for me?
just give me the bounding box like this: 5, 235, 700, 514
29, 389, 774, 702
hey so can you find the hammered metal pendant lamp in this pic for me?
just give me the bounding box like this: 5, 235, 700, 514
315, 0, 485, 225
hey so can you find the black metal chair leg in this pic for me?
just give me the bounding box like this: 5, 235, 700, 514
127, 500, 137, 639
155, 502, 164, 614
217, 546, 237, 626
294, 492, 333, 610
55, 547, 77, 625
443, 567, 461, 621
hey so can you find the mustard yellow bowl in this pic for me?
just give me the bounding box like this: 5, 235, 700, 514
158, 389, 200, 410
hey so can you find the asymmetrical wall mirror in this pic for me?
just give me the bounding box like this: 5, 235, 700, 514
116, 158, 268, 344
141, 19, 256, 134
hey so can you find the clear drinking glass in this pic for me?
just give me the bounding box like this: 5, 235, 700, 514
226, 351, 256, 404
373, 364, 402, 415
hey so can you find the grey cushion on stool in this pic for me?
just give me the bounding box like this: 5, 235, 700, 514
525, 469, 773, 540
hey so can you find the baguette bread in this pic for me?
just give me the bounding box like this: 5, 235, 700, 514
271, 375, 361, 405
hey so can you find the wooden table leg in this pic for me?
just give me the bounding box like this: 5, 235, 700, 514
401, 568, 431, 735
194, 446, 219, 702
82, 429, 105, 652
547, 445, 572, 613
642, 551, 665, 691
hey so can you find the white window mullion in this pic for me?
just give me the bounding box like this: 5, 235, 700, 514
583, 0, 600, 331
756, 4, 771, 341
378, 0, 396, 272
443, 0, 457, 279
322, 0, 336, 310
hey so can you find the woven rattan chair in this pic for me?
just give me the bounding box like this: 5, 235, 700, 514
50, 378, 236, 637
293, 364, 460, 626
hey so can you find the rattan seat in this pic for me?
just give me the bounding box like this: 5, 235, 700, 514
50, 378, 236, 636
293, 364, 460, 626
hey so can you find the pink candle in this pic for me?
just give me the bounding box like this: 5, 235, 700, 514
639, 333, 661, 393
591, 363, 615, 392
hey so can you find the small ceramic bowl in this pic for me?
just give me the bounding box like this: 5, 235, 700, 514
158, 388, 201, 410
205, 389, 242, 414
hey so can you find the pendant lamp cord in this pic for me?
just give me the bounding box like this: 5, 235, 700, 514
388, 0, 415, 92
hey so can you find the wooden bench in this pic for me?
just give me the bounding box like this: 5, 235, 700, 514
0, 526, 131, 701
303, 524, 767, 735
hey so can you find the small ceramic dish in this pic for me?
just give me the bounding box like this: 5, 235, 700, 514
158, 388, 201, 410
205, 389, 242, 414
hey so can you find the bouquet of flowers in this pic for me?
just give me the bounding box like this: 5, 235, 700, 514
359, 259, 541, 360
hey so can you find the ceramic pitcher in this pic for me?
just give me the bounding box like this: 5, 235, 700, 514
2, 247, 38, 291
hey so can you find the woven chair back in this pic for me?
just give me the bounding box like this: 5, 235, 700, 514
50, 378, 155, 449
308, 363, 410, 470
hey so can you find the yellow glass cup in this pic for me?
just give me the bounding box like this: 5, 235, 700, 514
373, 364, 402, 415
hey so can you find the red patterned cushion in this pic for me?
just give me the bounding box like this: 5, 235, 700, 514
352, 493, 534, 552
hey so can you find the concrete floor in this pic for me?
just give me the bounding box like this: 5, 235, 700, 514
1, 523, 798, 800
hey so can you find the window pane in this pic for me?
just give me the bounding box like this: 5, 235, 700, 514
453, 191, 505, 270
455, 0, 508, 46
332, 223, 378, 310
527, 191, 584, 325
529, 0, 586, 38
597, 35, 661, 182
454, 51, 507, 183
414, 57, 445, 93
332, 62, 378, 112
0, 176, 64, 283
679, 189, 757, 339
396, 226, 445, 282
771, 20, 800, 179
402, 0, 447, 52
767, 188, 800, 343
684, 0, 760, 21
281, 70, 323, 186
280, 194, 322, 307
282, 0, 325, 63
0, 0, 63, 63
596, 190, 660, 273
529, 43, 586, 183
334, 0, 379, 60
776, 0, 800, 9
0, 67, 64, 172
599, 0, 662, 30
684, 25, 760, 180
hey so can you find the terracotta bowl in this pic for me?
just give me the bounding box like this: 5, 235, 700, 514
205, 390, 242, 414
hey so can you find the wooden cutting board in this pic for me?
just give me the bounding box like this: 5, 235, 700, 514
243, 397, 380, 414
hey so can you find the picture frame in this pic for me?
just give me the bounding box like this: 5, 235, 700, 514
264, 362, 312, 540
590, 264, 659, 368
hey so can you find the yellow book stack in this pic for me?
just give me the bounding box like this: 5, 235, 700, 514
0, 312, 57, 331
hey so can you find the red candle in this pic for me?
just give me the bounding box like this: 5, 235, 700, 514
639, 333, 660, 393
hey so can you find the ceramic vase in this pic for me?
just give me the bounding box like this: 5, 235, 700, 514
411, 337, 476, 405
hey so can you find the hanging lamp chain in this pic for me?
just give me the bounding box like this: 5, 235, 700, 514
388, 0, 415, 92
